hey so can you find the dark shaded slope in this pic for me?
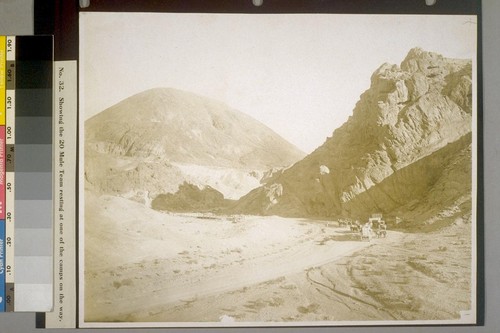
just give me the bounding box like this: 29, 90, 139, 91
232, 48, 473, 229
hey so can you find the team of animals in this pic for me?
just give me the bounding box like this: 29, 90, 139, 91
337, 214, 387, 241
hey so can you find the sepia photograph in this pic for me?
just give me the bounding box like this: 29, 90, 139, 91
79, 12, 477, 327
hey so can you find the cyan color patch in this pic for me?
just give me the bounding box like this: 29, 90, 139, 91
0, 219, 6, 311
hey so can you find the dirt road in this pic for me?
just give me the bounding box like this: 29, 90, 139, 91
84, 195, 392, 321
84, 195, 472, 325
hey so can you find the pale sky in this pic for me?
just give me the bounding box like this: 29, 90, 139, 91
80, 13, 476, 153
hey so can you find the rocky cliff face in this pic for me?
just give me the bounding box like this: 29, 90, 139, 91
232, 48, 473, 229
85, 88, 305, 202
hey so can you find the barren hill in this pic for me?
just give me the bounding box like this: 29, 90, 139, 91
84, 88, 305, 202
232, 48, 473, 229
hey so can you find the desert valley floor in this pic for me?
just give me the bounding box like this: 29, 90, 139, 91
84, 193, 472, 324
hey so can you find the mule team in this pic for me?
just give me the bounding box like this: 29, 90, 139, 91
339, 219, 387, 241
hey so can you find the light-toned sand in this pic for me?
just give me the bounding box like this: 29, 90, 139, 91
84, 193, 472, 325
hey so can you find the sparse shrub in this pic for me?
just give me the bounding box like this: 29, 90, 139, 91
268, 297, 285, 307
297, 303, 320, 314
280, 284, 297, 290
112, 278, 133, 289
122, 278, 133, 286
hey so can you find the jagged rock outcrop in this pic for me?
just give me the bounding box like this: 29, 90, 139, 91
85, 88, 305, 202
232, 48, 473, 228
151, 182, 230, 212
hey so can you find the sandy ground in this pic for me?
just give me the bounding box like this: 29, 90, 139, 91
84, 193, 473, 325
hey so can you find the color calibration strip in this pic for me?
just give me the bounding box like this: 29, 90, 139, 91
14, 35, 54, 312
5, 35, 16, 312
6, 35, 53, 312
0, 35, 6, 312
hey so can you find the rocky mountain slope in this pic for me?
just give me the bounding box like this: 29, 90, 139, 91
231, 48, 473, 229
85, 88, 305, 202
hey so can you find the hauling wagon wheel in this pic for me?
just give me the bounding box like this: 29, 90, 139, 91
376, 223, 387, 238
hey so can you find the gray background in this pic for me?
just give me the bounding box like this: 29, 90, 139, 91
0, 0, 498, 332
